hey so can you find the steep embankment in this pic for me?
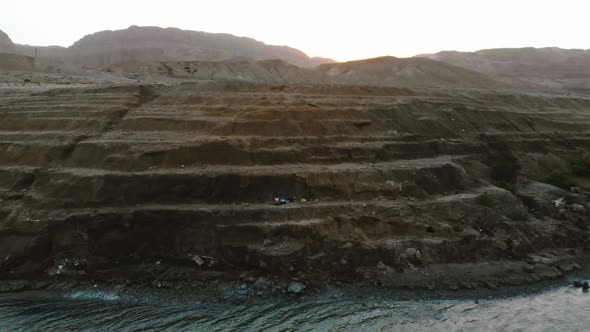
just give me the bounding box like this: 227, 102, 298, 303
0, 81, 589, 290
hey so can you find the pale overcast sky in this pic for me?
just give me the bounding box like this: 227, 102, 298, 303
1, 0, 588, 61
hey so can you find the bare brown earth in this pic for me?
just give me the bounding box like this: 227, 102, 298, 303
0, 72, 589, 293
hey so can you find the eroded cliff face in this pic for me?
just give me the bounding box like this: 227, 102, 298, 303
0, 82, 589, 285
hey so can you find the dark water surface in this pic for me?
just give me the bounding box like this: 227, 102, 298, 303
1, 282, 589, 331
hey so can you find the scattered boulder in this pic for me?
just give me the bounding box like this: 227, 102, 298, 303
252, 277, 272, 291
376, 261, 388, 270
341, 242, 353, 249
517, 182, 583, 216
287, 282, 306, 294
570, 203, 585, 213
46, 258, 88, 276
406, 248, 418, 258
552, 198, 566, 209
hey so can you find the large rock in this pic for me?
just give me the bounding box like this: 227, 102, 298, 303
287, 282, 306, 294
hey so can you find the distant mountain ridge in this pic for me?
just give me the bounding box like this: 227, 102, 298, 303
421, 47, 590, 79
6, 27, 590, 91
0, 26, 326, 68
419, 47, 590, 92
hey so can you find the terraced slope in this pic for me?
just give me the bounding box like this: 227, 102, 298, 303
1, 82, 589, 285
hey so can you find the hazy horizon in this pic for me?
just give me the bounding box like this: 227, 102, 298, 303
2, 0, 588, 61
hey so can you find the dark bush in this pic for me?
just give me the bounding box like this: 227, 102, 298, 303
543, 172, 576, 190
486, 140, 521, 184
506, 209, 528, 221
496, 181, 517, 193
572, 160, 590, 177
476, 193, 495, 207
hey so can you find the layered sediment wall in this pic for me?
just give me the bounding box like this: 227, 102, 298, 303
0, 82, 589, 286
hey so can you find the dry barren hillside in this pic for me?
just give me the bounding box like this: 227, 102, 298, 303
317, 56, 513, 89
0, 26, 324, 68
422, 48, 590, 93
424, 48, 590, 78
0, 79, 589, 288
